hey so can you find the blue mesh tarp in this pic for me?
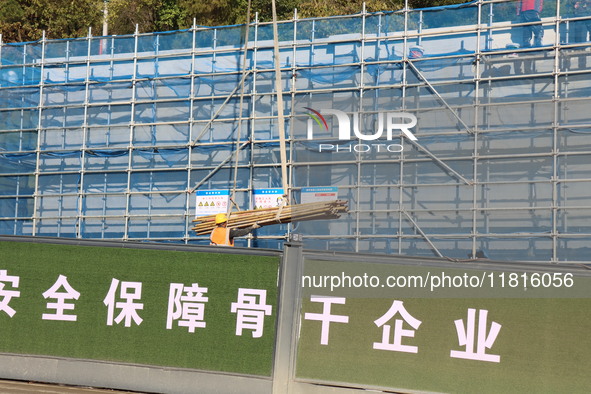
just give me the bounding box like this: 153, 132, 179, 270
1, 1, 591, 262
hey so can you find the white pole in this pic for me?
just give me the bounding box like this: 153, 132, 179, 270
102, 1, 109, 36
271, 0, 290, 201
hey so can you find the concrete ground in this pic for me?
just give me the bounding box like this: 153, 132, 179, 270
0, 380, 141, 394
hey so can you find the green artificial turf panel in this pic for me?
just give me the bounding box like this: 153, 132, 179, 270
0, 241, 279, 376
297, 297, 591, 393
296, 258, 591, 392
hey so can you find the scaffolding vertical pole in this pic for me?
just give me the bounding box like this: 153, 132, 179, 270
9, 31, 18, 234
19, 37, 28, 235
102, 33, 115, 238
418, 10, 423, 46
249, 12, 259, 247
472, 0, 484, 259
551, 1, 562, 262
185, 19, 198, 244
398, 1, 410, 254
411, 2, 420, 255
209, 28, 217, 146
105, 36, 114, 146
0, 33, 11, 233
0, 40, 3, 216
355, 3, 368, 253
247, 12, 259, 247
123, 25, 140, 241
56, 40, 72, 237
375, 12, 385, 251
483, 0, 493, 257
271, 0, 290, 200
310, 20, 315, 82
286, 8, 299, 241
247, 12, 260, 247
14, 36, 25, 236
147, 34, 159, 238
57, 171, 64, 238
486, 2, 494, 51
16, 37, 28, 236
32, 31, 47, 236
147, 172, 153, 239
76, 28, 93, 238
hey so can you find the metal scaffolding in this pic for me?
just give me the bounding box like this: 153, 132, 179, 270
1, 0, 590, 263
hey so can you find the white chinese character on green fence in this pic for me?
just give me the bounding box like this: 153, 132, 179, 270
103, 279, 143, 327
230, 288, 272, 338
0, 270, 20, 318
373, 300, 422, 354
166, 283, 208, 333
304, 295, 349, 345
42, 274, 80, 322
450, 308, 502, 363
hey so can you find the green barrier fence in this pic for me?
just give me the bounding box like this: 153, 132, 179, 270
297, 258, 591, 393
1, 237, 590, 394
0, 241, 279, 376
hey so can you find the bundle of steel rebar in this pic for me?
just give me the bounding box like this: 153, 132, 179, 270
192, 200, 348, 235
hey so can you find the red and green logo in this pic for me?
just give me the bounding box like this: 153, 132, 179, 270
304, 107, 328, 131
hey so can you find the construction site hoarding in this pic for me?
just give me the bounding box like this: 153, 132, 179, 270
0, 236, 589, 393
0, 240, 280, 376
296, 255, 591, 393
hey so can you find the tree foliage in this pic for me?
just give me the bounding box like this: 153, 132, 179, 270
1, 0, 472, 43
107, 0, 189, 35
0, 0, 102, 42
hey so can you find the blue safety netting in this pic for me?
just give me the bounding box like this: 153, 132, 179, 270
1, 0, 591, 262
